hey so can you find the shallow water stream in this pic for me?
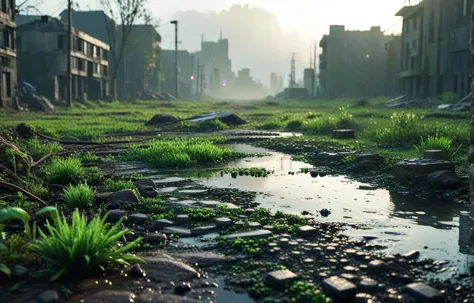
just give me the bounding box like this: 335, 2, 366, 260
190, 144, 472, 275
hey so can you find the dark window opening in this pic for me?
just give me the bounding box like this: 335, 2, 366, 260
17, 36, 22, 50
1, 0, 7, 13
5, 72, 11, 97
429, 11, 435, 43
57, 35, 64, 49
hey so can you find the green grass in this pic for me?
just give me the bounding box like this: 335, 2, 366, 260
33, 209, 144, 281
123, 138, 249, 169
62, 183, 95, 209
21, 137, 62, 159
414, 136, 462, 161
104, 178, 136, 192
43, 157, 85, 184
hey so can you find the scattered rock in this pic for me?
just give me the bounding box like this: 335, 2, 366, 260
404, 282, 443, 303
112, 189, 140, 203
150, 219, 175, 230
368, 260, 388, 273
127, 263, 146, 278
297, 225, 318, 237
37, 290, 59, 303
146, 114, 179, 126
128, 213, 149, 225
332, 129, 355, 139
310, 171, 319, 178
392, 160, 455, 185
9, 264, 28, 279
356, 153, 384, 169
141, 256, 199, 283
143, 233, 168, 244
222, 229, 273, 240
244, 208, 255, 215
133, 179, 156, 197
171, 252, 227, 266
320, 209, 331, 217
176, 214, 190, 224
215, 217, 233, 227
314, 152, 344, 163
402, 250, 420, 260
247, 221, 261, 228
360, 278, 378, 291
423, 150, 444, 160
174, 282, 192, 295
423, 170, 462, 190
264, 269, 298, 289
191, 225, 218, 236
323, 276, 358, 300
106, 210, 126, 222
163, 227, 192, 237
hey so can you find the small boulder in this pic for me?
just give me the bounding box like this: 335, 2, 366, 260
9, 264, 28, 279
176, 214, 190, 224
423, 170, 462, 190
141, 256, 198, 283
143, 233, 168, 244
128, 213, 149, 225
332, 129, 355, 139
127, 263, 146, 277
264, 269, 298, 289
112, 189, 139, 203
215, 217, 233, 227
146, 114, 180, 126
106, 210, 126, 222
423, 150, 444, 160
297, 225, 318, 237
37, 290, 59, 303
174, 282, 192, 295
149, 219, 174, 231
314, 152, 344, 163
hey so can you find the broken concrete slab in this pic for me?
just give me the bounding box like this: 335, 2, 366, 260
145, 114, 180, 126
222, 229, 273, 240
404, 282, 444, 303
423, 170, 462, 190
322, 276, 357, 300
264, 269, 298, 289
215, 217, 233, 227
186, 112, 247, 126
423, 150, 445, 160
392, 159, 455, 185
191, 225, 218, 236
297, 225, 318, 237
163, 227, 192, 237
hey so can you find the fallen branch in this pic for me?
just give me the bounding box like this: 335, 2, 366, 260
0, 179, 48, 206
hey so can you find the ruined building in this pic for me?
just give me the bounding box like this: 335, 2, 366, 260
0, 0, 18, 108
161, 49, 193, 97
397, 0, 471, 98
319, 25, 392, 99
17, 17, 110, 101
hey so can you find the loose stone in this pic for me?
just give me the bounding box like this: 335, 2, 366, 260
127, 264, 146, 278
174, 282, 192, 295
175, 214, 190, 224
360, 278, 378, 291
297, 225, 318, 237
343, 266, 357, 272
368, 260, 387, 273
191, 225, 218, 236
222, 229, 272, 240
107, 210, 126, 222
263, 225, 273, 230
279, 238, 289, 247
264, 269, 298, 289
143, 233, 167, 244
150, 219, 174, 230
323, 276, 358, 299
163, 227, 192, 237
288, 241, 299, 247
247, 221, 261, 228
341, 273, 357, 281
128, 213, 149, 225
244, 208, 255, 215
37, 290, 59, 303
215, 217, 233, 227
112, 189, 140, 203
404, 282, 443, 303
402, 250, 420, 260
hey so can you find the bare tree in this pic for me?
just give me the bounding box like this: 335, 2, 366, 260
99, 0, 150, 99
16, 0, 43, 15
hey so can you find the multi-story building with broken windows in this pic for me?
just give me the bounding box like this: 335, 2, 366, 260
0, 0, 17, 108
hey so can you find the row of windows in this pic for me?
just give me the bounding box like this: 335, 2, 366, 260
72, 57, 108, 76
72, 37, 108, 60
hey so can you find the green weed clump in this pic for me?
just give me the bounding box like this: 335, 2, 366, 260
62, 183, 95, 209
372, 112, 421, 145
33, 209, 144, 281
43, 157, 85, 184
123, 138, 247, 169
22, 137, 62, 159
415, 136, 462, 161
104, 178, 136, 192
286, 281, 330, 303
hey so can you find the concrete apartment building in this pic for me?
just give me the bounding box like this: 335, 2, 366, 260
319, 25, 392, 98
0, 0, 17, 108
17, 17, 110, 101
385, 36, 402, 96
397, 0, 471, 98
270, 72, 283, 95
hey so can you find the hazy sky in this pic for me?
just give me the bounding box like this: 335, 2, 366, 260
39, 0, 406, 84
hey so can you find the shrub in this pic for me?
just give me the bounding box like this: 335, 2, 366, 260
373, 112, 421, 145
22, 137, 62, 159
335, 106, 356, 129
306, 111, 318, 119
414, 136, 462, 161
256, 120, 285, 130
62, 183, 95, 209
33, 209, 144, 281
285, 119, 304, 132
104, 179, 136, 191
440, 92, 457, 104
85, 167, 104, 185
44, 157, 85, 184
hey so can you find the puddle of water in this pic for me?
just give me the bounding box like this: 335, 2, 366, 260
190, 144, 472, 272
212, 277, 256, 303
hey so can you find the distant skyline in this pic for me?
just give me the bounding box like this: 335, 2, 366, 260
38, 0, 406, 85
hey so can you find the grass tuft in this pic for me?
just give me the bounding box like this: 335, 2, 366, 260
414, 136, 462, 161
33, 209, 144, 281
62, 183, 95, 209
22, 137, 62, 159
43, 157, 85, 184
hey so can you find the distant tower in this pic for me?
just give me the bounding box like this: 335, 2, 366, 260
289, 53, 296, 88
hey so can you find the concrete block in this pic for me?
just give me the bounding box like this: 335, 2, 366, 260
424, 150, 444, 160
404, 282, 443, 303
332, 129, 355, 139
264, 269, 298, 289
322, 276, 357, 299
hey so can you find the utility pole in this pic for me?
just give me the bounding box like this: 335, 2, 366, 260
312, 41, 317, 98
200, 67, 204, 99
67, 0, 72, 107
170, 20, 179, 99
196, 61, 200, 97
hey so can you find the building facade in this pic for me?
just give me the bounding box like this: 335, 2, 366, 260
161, 49, 194, 97
17, 17, 110, 101
397, 0, 471, 98
319, 25, 391, 98
385, 36, 402, 97
0, 0, 17, 108
303, 68, 315, 97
